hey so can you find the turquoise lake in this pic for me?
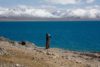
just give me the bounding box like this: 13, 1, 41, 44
0, 21, 100, 52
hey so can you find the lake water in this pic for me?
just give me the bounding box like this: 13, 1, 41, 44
0, 21, 100, 52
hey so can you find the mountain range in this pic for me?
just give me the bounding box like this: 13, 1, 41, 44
0, 6, 100, 20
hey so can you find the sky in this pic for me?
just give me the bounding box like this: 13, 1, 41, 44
0, 0, 100, 19
0, 0, 99, 8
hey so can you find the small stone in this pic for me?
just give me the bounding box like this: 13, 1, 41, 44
15, 64, 20, 67
32, 57, 35, 60
16, 64, 24, 67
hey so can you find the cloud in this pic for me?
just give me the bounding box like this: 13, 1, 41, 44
44, 0, 95, 5
0, 5, 56, 18
0, 5, 100, 19
45, 0, 80, 5
85, 0, 95, 3
68, 9, 87, 17
66, 8, 100, 18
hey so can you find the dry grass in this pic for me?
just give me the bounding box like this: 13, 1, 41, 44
0, 41, 99, 67
0, 43, 50, 67
0, 47, 87, 67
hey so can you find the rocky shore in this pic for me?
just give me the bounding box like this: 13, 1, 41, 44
0, 37, 100, 67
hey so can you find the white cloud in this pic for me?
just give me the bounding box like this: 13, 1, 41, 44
85, 0, 95, 3
0, 5, 100, 19
44, 0, 95, 5
68, 9, 87, 17
0, 6, 56, 18
45, 0, 80, 5
32, 9, 55, 17
88, 9, 100, 18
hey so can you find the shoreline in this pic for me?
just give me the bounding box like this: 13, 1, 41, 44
0, 36, 100, 53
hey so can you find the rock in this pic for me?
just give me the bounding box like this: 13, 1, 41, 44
18, 41, 36, 48
20, 41, 26, 45
86, 64, 91, 67
46, 51, 59, 59
0, 37, 9, 41
15, 64, 24, 67
0, 36, 15, 44
46, 51, 56, 56
15, 64, 20, 67
80, 53, 100, 59
0, 47, 8, 55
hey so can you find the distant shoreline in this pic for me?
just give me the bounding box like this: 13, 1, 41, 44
0, 17, 100, 21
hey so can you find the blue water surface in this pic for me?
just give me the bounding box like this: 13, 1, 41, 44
0, 21, 100, 52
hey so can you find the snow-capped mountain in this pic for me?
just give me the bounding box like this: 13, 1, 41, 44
0, 5, 100, 19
